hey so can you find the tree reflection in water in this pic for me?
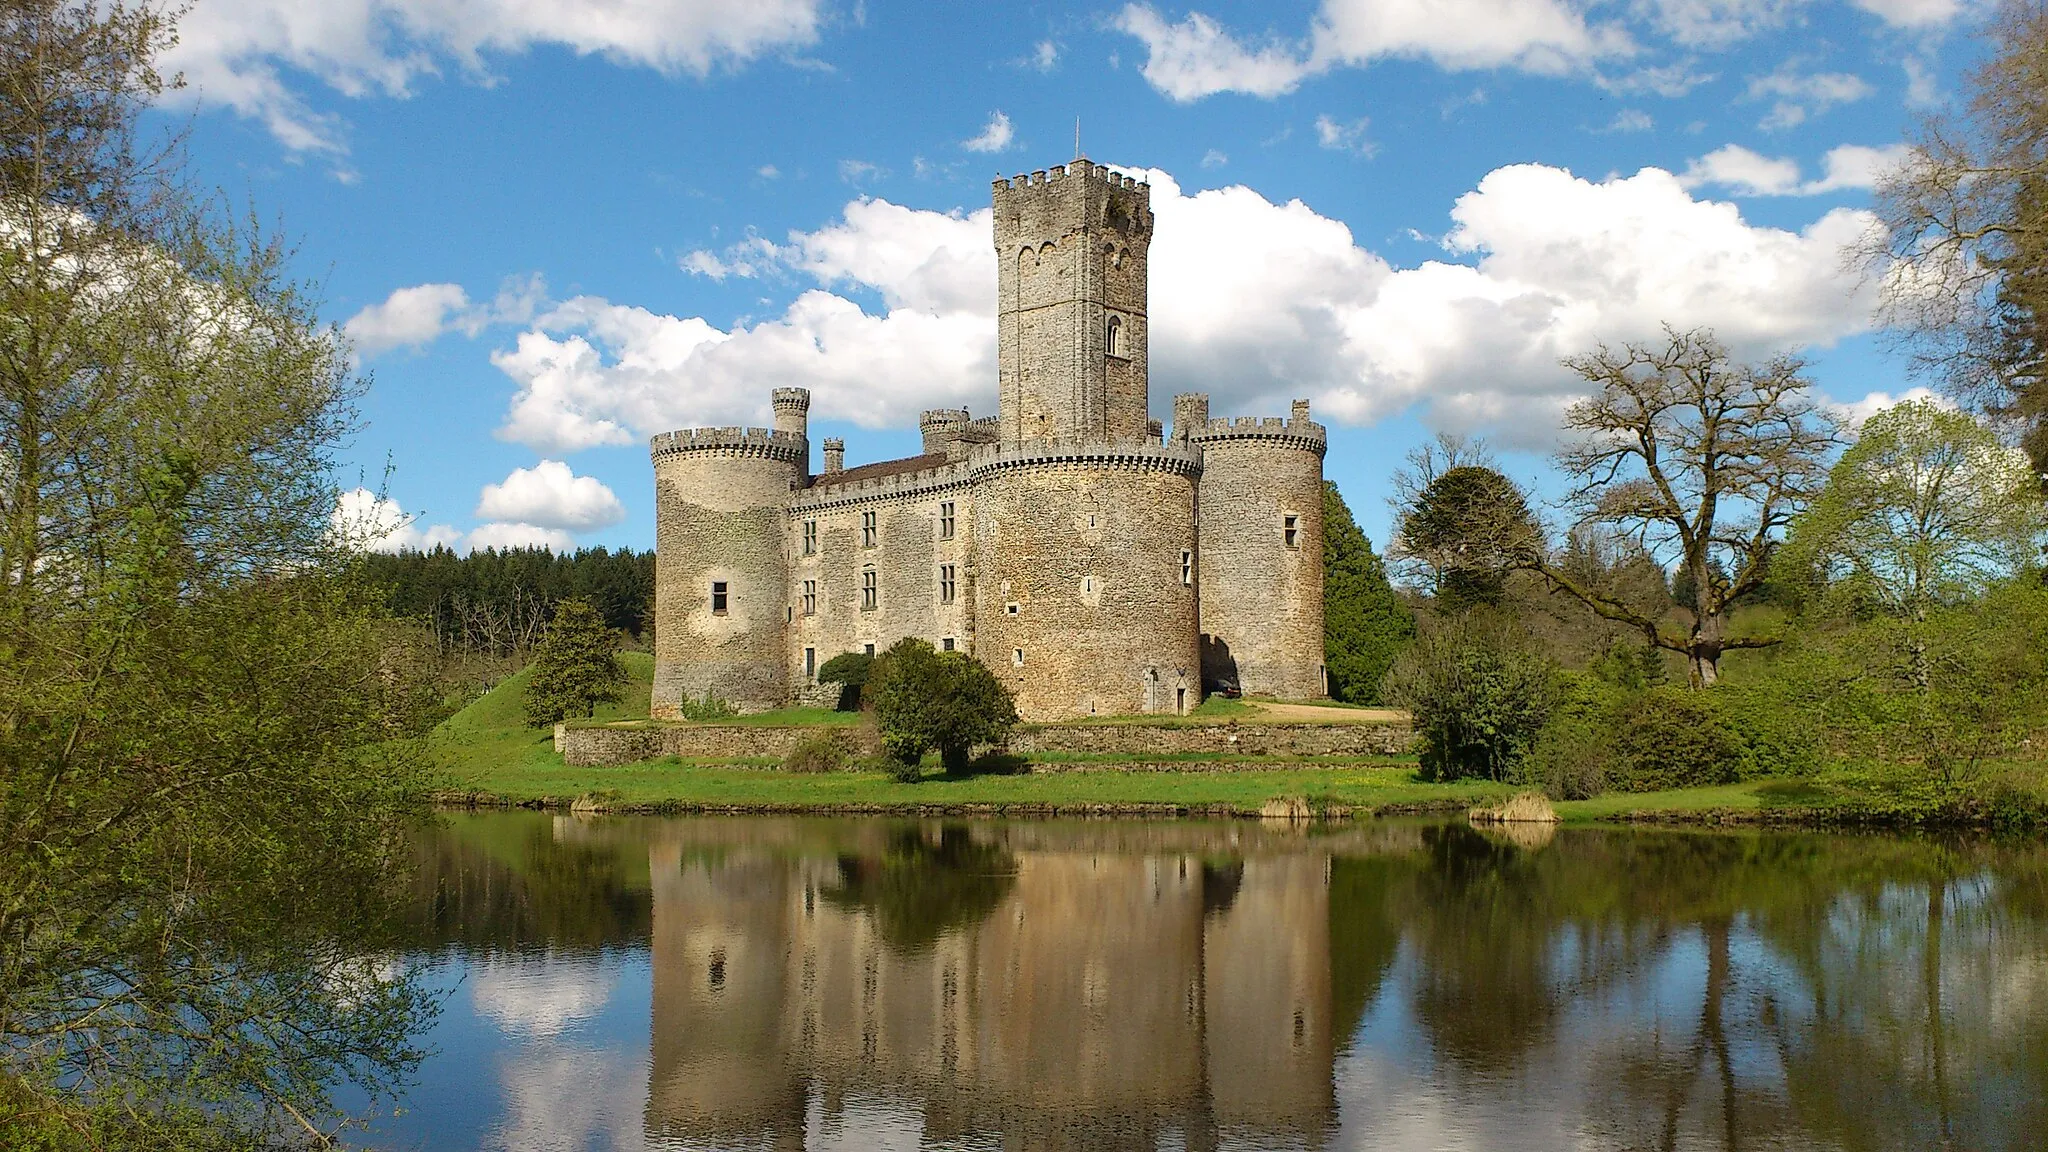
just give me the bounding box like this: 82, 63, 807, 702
394, 816, 2048, 1152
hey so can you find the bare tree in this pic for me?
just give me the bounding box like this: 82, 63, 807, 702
1542, 327, 1840, 687
1866, 0, 2048, 477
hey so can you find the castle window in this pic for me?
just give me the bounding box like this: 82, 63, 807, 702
1005, 602, 1020, 616
939, 564, 957, 604
802, 580, 816, 616
1105, 315, 1123, 359
939, 501, 955, 540
1284, 514, 1300, 549
1012, 648, 1025, 667
711, 581, 728, 614
805, 647, 817, 681
1181, 550, 1193, 586
865, 643, 875, 656
803, 519, 817, 556
861, 511, 877, 548
942, 637, 956, 652
861, 569, 878, 610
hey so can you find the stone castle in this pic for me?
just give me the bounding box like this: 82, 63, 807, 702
650, 158, 1326, 722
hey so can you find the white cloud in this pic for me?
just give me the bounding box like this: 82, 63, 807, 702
1605, 108, 1655, 132
1749, 63, 1873, 130
345, 274, 548, 357
1597, 61, 1715, 97
344, 283, 472, 356
1849, 0, 1965, 28
475, 461, 627, 531
330, 488, 461, 552
1030, 40, 1060, 71
1642, 0, 1803, 48
1832, 386, 1955, 431
470, 956, 616, 1039
164, 0, 829, 156
1681, 142, 1912, 196
1315, 114, 1376, 155
1201, 149, 1229, 169
962, 111, 1016, 153
1903, 55, 1940, 107
1111, 6, 1311, 100
466, 521, 579, 552
489, 162, 1879, 453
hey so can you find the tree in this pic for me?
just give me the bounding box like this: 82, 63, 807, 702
1788, 400, 2045, 615
1394, 466, 1542, 610
0, 3, 434, 1144
1868, 0, 2048, 481
1543, 328, 1839, 686
868, 638, 1018, 775
1322, 480, 1413, 703
523, 598, 627, 725
1383, 613, 1555, 782
816, 650, 874, 710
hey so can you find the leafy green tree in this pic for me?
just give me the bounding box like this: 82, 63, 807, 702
816, 650, 874, 710
0, 2, 434, 1144
868, 638, 1019, 774
1322, 480, 1413, 703
1788, 400, 2044, 615
522, 598, 627, 725
1394, 466, 1541, 611
1383, 613, 1556, 781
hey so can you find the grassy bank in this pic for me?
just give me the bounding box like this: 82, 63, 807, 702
429, 656, 2048, 826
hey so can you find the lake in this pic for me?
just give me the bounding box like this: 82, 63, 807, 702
369, 812, 2048, 1150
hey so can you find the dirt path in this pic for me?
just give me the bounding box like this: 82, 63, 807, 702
1242, 702, 1409, 724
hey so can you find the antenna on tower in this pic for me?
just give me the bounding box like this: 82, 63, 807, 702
1074, 117, 1081, 161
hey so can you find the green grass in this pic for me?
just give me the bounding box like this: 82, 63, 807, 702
445, 758, 1514, 813
431, 651, 655, 776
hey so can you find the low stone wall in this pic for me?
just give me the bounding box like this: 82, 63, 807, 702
557, 718, 1413, 767
1010, 722, 1413, 758
555, 723, 869, 766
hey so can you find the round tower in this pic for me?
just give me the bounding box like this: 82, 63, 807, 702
971, 444, 1202, 721
1192, 401, 1328, 699
649, 424, 804, 715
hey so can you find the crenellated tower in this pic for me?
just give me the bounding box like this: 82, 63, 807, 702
993, 162, 1153, 447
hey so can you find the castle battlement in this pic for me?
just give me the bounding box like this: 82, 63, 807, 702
790, 459, 976, 512
1191, 415, 1328, 456
969, 438, 1203, 480
649, 426, 808, 465
992, 160, 1149, 196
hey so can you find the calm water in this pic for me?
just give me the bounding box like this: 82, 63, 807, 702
369, 813, 2048, 1151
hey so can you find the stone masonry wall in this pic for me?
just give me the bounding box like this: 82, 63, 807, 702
972, 456, 1200, 721
1010, 722, 1412, 757
556, 723, 873, 766
1194, 425, 1328, 700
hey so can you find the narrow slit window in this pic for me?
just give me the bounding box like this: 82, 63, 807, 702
1283, 514, 1300, 549
804, 647, 817, 681
939, 564, 957, 604
1180, 550, 1193, 586
861, 511, 877, 548
1105, 314, 1123, 358
711, 581, 729, 614
1012, 648, 1025, 667
802, 519, 817, 555
939, 501, 956, 540
861, 569, 878, 610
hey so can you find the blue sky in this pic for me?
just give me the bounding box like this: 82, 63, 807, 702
158, 0, 1990, 552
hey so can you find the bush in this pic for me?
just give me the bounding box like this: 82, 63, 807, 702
782, 732, 847, 774
1607, 687, 1754, 791
678, 692, 736, 721
869, 638, 1020, 774
1384, 614, 1555, 781
1520, 673, 1618, 800
817, 651, 874, 711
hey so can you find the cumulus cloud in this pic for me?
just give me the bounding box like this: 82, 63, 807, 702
1681, 142, 1912, 196
470, 956, 616, 1039
1833, 386, 1955, 431
490, 162, 1879, 452
466, 521, 578, 552
962, 111, 1016, 153
1111, 6, 1311, 100
345, 273, 548, 357
164, 0, 828, 156
475, 461, 626, 531
330, 488, 461, 552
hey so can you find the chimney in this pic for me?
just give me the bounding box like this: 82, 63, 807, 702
823, 437, 845, 474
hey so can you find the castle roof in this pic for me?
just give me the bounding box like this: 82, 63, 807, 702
809, 452, 951, 489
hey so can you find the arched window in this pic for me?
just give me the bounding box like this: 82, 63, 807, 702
1105, 314, 1123, 358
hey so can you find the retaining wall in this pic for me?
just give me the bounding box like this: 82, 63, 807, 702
556, 723, 870, 766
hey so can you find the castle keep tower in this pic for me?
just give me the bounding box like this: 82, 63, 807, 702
995, 163, 1153, 447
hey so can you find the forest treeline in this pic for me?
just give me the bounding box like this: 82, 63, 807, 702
361, 545, 655, 654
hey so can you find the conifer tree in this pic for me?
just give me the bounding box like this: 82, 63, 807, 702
1322, 481, 1413, 703
523, 599, 627, 725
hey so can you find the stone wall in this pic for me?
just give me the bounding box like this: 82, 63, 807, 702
556, 722, 872, 767
1010, 722, 1411, 757
972, 455, 1200, 722
1193, 416, 1328, 700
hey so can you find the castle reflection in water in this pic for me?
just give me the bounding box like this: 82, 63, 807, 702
642, 821, 1380, 1150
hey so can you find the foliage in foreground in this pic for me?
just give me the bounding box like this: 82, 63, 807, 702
1384, 613, 1556, 782
868, 638, 1020, 775
523, 598, 628, 726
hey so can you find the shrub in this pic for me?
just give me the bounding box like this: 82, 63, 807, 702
782, 732, 847, 774
1606, 687, 1754, 791
1384, 614, 1555, 781
869, 638, 1019, 774
1520, 673, 1618, 800
678, 692, 736, 721
817, 651, 874, 710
